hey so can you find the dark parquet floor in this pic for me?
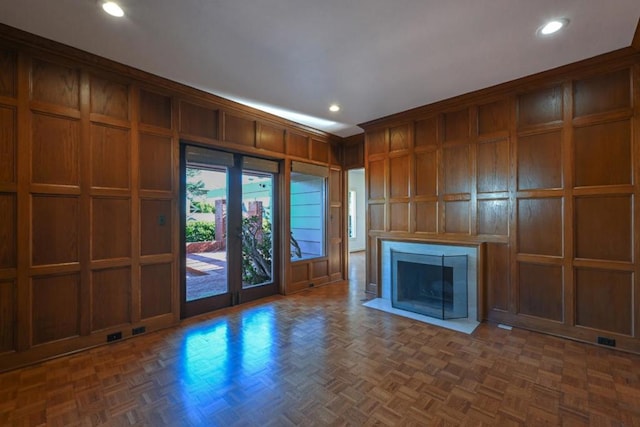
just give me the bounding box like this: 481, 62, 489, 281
2, 252, 640, 426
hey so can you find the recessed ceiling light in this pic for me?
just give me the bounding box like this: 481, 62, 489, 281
102, 1, 124, 17
538, 18, 569, 36
329, 104, 341, 112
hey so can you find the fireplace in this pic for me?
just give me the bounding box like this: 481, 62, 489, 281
391, 251, 467, 320
363, 240, 479, 334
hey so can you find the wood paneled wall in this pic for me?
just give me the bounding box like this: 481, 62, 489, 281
361, 49, 640, 353
0, 26, 343, 371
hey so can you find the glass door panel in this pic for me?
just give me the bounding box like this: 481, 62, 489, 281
185, 167, 228, 301
241, 171, 274, 289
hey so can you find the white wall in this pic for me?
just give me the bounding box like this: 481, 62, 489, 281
348, 169, 366, 252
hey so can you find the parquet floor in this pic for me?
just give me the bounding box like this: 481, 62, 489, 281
2, 252, 640, 426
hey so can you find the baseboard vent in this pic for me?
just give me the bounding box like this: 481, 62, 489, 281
107, 332, 122, 342
597, 336, 616, 347
497, 324, 512, 331
132, 326, 146, 335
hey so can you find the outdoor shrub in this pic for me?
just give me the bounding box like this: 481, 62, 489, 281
185, 221, 215, 242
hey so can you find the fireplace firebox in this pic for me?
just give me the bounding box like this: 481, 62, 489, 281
391, 250, 468, 320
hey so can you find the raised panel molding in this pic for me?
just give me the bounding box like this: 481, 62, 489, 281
90, 75, 129, 120
31, 113, 80, 186
31, 59, 80, 109
0, 49, 16, 97
90, 124, 130, 189
0, 106, 16, 184
31, 195, 79, 266
0, 194, 16, 269
140, 263, 172, 319
180, 101, 218, 139
140, 89, 172, 129
518, 85, 563, 128
139, 133, 172, 191
32, 274, 80, 345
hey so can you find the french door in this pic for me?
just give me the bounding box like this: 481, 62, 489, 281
181, 144, 279, 318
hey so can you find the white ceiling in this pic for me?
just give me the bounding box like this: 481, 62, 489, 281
1, 1, 639, 137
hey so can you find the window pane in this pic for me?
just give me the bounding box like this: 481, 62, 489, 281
290, 171, 325, 260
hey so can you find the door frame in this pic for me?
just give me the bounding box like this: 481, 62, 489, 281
179, 143, 281, 318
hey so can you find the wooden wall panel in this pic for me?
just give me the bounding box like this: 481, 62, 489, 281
368, 160, 385, 200
0, 49, 16, 97
139, 133, 172, 191
415, 116, 437, 148
287, 132, 309, 158
389, 155, 409, 198
0, 27, 348, 371
310, 139, 329, 163
31, 196, 78, 266
389, 203, 408, 232
574, 120, 631, 187
369, 204, 385, 232
32, 113, 80, 186
256, 123, 284, 153
517, 131, 562, 190
290, 263, 308, 284
574, 196, 632, 262
0, 194, 16, 269
31, 59, 79, 109
330, 207, 341, 239
389, 124, 410, 152
140, 263, 172, 319
361, 49, 640, 353
92, 267, 131, 331
414, 151, 437, 197
367, 129, 387, 155
0, 281, 15, 352
444, 201, 469, 234
329, 242, 342, 275
311, 260, 328, 279
180, 101, 218, 139
343, 140, 364, 169
443, 145, 470, 194
574, 69, 630, 117
443, 109, 469, 141
517, 85, 563, 127
486, 243, 509, 312
518, 263, 563, 321
140, 199, 172, 256
330, 169, 341, 204
0, 106, 16, 183
517, 198, 562, 256
32, 274, 80, 344
91, 198, 131, 260
90, 124, 130, 189
140, 90, 171, 129
477, 138, 508, 193
477, 199, 508, 236
478, 100, 508, 134
575, 268, 632, 335
415, 201, 437, 233
329, 143, 341, 165
223, 113, 254, 146
90, 75, 128, 120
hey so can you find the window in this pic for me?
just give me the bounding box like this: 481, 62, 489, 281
290, 162, 327, 260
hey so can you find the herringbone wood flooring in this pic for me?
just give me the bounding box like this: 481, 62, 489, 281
2, 253, 640, 426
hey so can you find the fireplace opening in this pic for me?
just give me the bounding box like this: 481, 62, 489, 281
391, 250, 468, 320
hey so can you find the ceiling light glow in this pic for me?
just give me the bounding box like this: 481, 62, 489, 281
102, 1, 124, 17
538, 18, 568, 36
329, 104, 341, 112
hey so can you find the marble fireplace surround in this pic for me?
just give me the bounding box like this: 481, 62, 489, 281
363, 239, 480, 334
